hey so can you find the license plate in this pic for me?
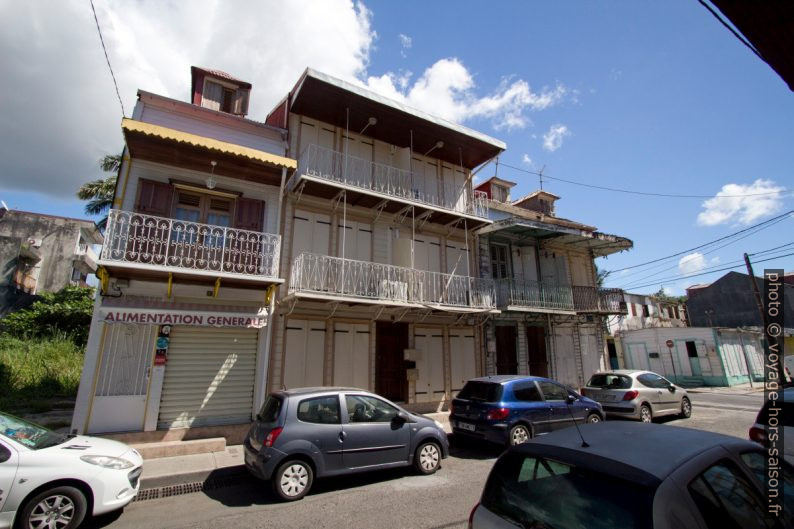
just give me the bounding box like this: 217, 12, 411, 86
457, 421, 476, 432
595, 394, 614, 402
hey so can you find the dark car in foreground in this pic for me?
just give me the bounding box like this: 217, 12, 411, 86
244, 387, 449, 500
750, 386, 793, 465
450, 375, 603, 447
469, 422, 792, 529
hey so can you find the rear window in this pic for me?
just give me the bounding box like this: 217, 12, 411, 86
258, 395, 283, 423
458, 381, 503, 402
587, 374, 632, 389
482, 453, 654, 529
755, 399, 794, 428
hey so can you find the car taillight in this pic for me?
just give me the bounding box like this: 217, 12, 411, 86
487, 407, 510, 420
749, 426, 768, 446
468, 502, 480, 529
623, 390, 639, 401
264, 426, 283, 447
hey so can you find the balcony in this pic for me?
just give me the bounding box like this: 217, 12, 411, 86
572, 286, 627, 314
495, 278, 575, 314
288, 252, 495, 311
289, 144, 490, 226
74, 244, 98, 272
98, 209, 282, 285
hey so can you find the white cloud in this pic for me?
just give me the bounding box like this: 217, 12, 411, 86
398, 33, 412, 57
542, 124, 570, 151
678, 252, 720, 276
697, 179, 787, 226
364, 58, 567, 131
521, 154, 533, 166
0, 0, 375, 196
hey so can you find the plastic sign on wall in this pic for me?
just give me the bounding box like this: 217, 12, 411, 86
154, 325, 171, 366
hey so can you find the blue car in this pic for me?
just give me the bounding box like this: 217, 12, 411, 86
450, 375, 604, 447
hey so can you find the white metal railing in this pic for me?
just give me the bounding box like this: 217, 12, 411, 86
289, 252, 495, 309
495, 278, 575, 311
291, 144, 489, 219
101, 209, 281, 279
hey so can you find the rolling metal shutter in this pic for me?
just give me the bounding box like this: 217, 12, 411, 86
157, 326, 258, 429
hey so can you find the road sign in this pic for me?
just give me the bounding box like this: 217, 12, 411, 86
665, 339, 674, 348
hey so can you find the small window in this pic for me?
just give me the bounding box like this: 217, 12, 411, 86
346, 395, 399, 423
688, 460, 772, 529
537, 381, 567, 401
0, 442, 11, 463
458, 381, 503, 402
674, 306, 680, 319
630, 303, 637, 317
221, 88, 235, 113
642, 305, 650, 317
636, 373, 668, 389
513, 382, 542, 402
685, 341, 699, 358
297, 396, 340, 424
587, 374, 632, 389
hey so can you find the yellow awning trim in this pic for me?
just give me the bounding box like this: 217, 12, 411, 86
121, 118, 297, 170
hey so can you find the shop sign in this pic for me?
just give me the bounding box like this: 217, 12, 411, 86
100, 308, 268, 328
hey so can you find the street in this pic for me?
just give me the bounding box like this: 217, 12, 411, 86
89, 391, 764, 529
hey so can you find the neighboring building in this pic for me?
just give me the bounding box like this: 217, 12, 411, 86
474, 176, 633, 389
0, 207, 101, 314
607, 292, 687, 334
686, 271, 794, 329
72, 67, 297, 435
618, 327, 765, 387
264, 68, 503, 412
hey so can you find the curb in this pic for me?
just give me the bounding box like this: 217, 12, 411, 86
137, 464, 249, 496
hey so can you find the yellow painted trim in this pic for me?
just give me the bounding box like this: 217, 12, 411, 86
214, 277, 221, 297
121, 118, 297, 170
141, 325, 160, 431
114, 155, 133, 208
96, 266, 109, 293
167, 273, 173, 298
83, 323, 109, 433
265, 284, 277, 305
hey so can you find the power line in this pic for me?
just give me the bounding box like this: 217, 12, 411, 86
620, 251, 794, 291
496, 161, 788, 199
90, 0, 125, 117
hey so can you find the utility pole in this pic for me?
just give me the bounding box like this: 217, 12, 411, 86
743, 253, 785, 383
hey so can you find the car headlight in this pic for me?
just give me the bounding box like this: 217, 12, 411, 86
434, 420, 444, 430
80, 455, 134, 470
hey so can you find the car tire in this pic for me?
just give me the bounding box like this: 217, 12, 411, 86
639, 404, 653, 423
17, 485, 87, 529
586, 413, 602, 423
680, 397, 692, 419
272, 459, 313, 501
508, 424, 531, 446
414, 441, 441, 475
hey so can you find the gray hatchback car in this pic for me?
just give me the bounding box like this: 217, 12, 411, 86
244, 387, 449, 500
582, 370, 691, 423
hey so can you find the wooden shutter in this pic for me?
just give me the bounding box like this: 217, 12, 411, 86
134, 179, 173, 216
234, 198, 264, 232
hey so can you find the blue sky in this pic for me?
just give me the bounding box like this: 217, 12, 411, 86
2, 1, 791, 294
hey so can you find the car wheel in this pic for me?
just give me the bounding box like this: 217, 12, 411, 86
414, 441, 441, 475
586, 413, 602, 423
272, 459, 313, 501
640, 404, 653, 423
508, 424, 531, 446
680, 397, 692, 419
18, 485, 87, 529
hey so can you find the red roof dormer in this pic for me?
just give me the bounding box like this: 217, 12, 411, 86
190, 66, 252, 117
475, 176, 517, 202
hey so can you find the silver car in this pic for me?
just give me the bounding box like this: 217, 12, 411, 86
582, 370, 691, 423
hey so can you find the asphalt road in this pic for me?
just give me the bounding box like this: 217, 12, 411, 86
90, 391, 764, 529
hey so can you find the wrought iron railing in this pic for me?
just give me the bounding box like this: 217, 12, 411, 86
494, 278, 575, 311
100, 209, 281, 279
291, 144, 489, 219
289, 252, 495, 309
572, 286, 627, 314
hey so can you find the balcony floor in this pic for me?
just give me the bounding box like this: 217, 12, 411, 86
294, 174, 491, 228
284, 291, 499, 314
502, 304, 577, 316
98, 260, 284, 289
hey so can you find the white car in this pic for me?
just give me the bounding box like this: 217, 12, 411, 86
0, 412, 143, 529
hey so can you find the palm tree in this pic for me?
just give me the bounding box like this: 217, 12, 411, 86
77, 153, 121, 231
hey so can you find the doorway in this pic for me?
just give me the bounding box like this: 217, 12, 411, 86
685, 341, 702, 376
495, 325, 518, 375
376, 322, 408, 402
526, 326, 548, 377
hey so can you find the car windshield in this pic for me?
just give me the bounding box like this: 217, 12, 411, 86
587, 374, 632, 389
258, 395, 282, 423
482, 452, 654, 529
458, 381, 503, 402
0, 412, 68, 450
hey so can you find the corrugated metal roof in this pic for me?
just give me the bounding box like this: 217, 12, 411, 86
121, 118, 296, 170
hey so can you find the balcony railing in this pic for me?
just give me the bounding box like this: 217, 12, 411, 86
495, 278, 575, 312
572, 286, 627, 314
289, 252, 495, 310
292, 144, 489, 219
100, 209, 281, 280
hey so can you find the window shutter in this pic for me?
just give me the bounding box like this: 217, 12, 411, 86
134, 179, 173, 217
234, 198, 264, 232
233, 89, 249, 116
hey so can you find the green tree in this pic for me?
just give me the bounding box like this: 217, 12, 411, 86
0, 286, 95, 346
77, 153, 122, 231
595, 265, 610, 287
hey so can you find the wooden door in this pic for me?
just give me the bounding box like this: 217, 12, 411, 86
375, 322, 408, 402
526, 326, 548, 377
495, 326, 518, 375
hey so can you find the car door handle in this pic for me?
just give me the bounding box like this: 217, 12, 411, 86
338, 431, 347, 442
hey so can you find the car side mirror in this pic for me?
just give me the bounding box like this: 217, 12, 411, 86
669, 385, 676, 392
565, 395, 576, 405
393, 411, 409, 425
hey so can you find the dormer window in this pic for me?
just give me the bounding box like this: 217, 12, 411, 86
492, 184, 509, 203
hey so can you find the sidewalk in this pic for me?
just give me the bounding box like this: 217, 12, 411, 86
686, 382, 766, 395
137, 412, 453, 493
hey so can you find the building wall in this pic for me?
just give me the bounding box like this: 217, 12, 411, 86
607, 293, 687, 335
